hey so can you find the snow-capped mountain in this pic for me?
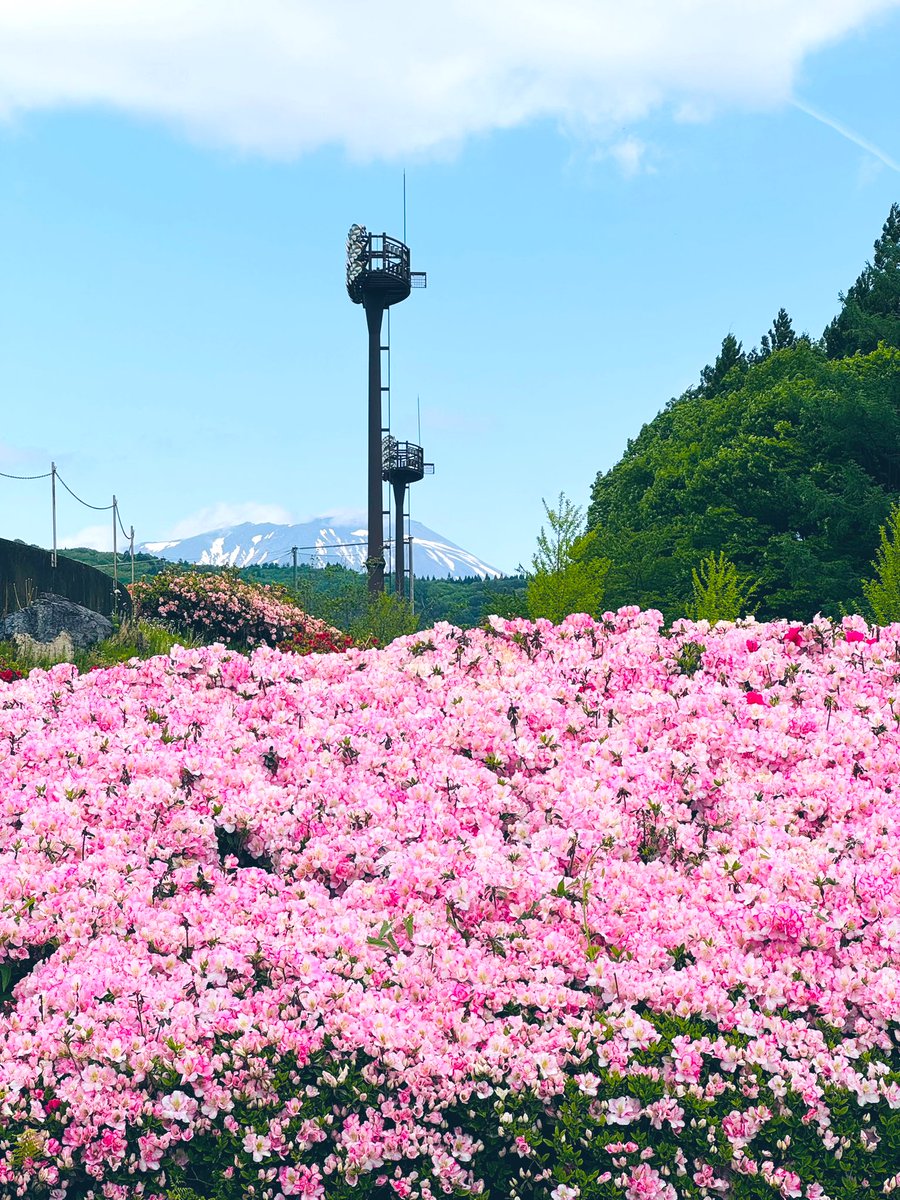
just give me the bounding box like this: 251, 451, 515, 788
139, 519, 504, 580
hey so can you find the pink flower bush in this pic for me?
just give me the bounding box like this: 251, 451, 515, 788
1, 609, 900, 1197
129, 569, 347, 652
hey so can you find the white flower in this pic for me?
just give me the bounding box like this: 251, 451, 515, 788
159, 1090, 198, 1123
242, 1131, 272, 1161
606, 1096, 642, 1125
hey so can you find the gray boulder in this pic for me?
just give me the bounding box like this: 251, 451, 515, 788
1, 593, 113, 650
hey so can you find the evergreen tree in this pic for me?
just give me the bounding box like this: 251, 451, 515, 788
862, 502, 900, 624
527, 494, 609, 624
759, 308, 797, 358
824, 203, 900, 358
687, 551, 758, 623
700, 334, 747, 396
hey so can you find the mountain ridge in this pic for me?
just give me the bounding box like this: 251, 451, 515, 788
138, 518, 504, 580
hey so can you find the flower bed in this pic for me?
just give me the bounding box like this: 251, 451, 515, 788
130, 570, 348, 653
1, 609, 900, 1198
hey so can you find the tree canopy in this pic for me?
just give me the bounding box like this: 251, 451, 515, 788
824, 203, 900, 359
587, 340, 900, 621
526, 493, 609, 622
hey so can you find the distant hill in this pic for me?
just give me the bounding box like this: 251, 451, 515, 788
138, 518, 503, 580
58, 547, 165, 583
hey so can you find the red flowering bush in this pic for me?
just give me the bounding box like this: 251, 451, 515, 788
0, 655, 22, 683
280, 625, 355, 656
130, 569, 347, 653
2, 610, 900, 1198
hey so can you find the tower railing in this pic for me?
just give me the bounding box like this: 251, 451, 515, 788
347, 229, 412, 300
382, 436, 424, 477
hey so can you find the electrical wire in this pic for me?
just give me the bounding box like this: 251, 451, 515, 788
115, 503, 132, 540
3, 462, 139, 552
55, 471, 114, 511
291, 541, 370, 552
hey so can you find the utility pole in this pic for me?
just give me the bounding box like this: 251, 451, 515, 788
291, 546, 298, 592
112, 496, 118, 615
51, 462, 58, 568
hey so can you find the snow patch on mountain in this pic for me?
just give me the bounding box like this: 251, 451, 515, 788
138, 519, 504, 580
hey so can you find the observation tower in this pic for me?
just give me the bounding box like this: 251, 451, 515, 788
382, 435, 433, 599
346, 225, 426, 594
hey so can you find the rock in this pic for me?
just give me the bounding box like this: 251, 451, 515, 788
1, 593, 113, 650
13, 631, 75, 664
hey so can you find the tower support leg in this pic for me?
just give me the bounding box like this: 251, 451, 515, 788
365, 299, 386, 595
393, 479, 407, 598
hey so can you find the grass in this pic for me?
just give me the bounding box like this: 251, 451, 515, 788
0, 618, 206, 677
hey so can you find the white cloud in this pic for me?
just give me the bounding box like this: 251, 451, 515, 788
313, 505, 367, 525
606, 136, 654, 178
0, 0, 896, 159
59, 522, 113, 551
165, 501, 296, 539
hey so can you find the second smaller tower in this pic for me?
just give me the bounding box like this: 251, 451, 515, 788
382, 436, 433, 598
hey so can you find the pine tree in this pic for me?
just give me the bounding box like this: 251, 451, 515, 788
700, 334, 747, 396
824, 203, 900, 359
759, 308, 797, 358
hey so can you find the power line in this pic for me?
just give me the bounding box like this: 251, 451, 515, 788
3, 463, 135, 578
55, 471, 114, 512
116, 503, 131, 540
0, 468, 52, 480
292, 541, 368, 551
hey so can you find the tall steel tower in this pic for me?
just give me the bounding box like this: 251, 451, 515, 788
346, 225, 425, 594
382, 435, 433, 599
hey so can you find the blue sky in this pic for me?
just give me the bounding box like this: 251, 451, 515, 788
1, 1, 900, 574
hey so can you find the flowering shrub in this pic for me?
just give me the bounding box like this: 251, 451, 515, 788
129, 570, 346, 652
0, 662, 21, 683
279, 626, 355, 657
2, 609, 900, 1198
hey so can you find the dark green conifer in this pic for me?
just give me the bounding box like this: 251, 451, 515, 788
824, 202, 900, 358
759, 307, 797, 357
699, 333, 747, 396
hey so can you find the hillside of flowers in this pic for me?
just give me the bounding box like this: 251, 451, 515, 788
2, 609, 900, 1199
130, 570, 352, 654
